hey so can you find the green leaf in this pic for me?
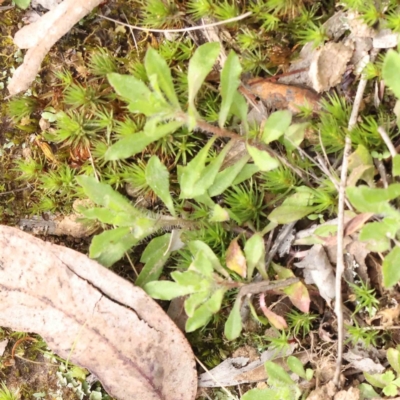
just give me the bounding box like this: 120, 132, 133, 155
241, 388, 282, 400
262, 110, 292, 144
77, 176, 140, 213
224, 298, 243, 340
359, 220, 394, 252
232, 163, 260, 185
209, 204, 230, 222
185, 302, 213, 332
268, 205, 317, 224
393, 154, 400, 177
105, 120, 184, 160
188, 42, 220, 116
383, 246, 400, 288
246, 144, 280, 172
89, 227, 139, 267
107, 73, 170, 116
205, 288, 226, 313
383, 383, 398, 397
358, 383, 379, 399
14, 0, 30, 9
231, 91, 249, 132
189, 250, 214, 278
265, 361, 295, 386
305, 368, 314, 381
185, 291, 210, 317
219, 51, 242, 127
244, 233, 265, 279
208, 155, 250, 197
135, 234, 171, 287
287, 356, 306, 379
387, 348, 400, 375
364, 371, 395, 389
178, 138, 216, 198
283, 122, 308, 151
347, 186, 396, 215
383, 50, 400, 99
188, 240, 229, 278
144, 48, 180, 108
145, 155, 175, 216
144, 281, 197, 300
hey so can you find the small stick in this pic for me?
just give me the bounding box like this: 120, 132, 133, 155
99, 12, 252, 34
378, 126, 397, 157
333, 48, 379, 387
11, 336, 37, 359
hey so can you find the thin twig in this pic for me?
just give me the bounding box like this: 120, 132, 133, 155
378, 126, 397, 157
239, 277, 299, 297
99, 12, 252, 33
0, 186, 30, 196
333, 50, 378, 387
122, 10, 139, 57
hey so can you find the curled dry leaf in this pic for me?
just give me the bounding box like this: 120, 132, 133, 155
309, 42, 354, 93
295, 244, 336, 306
8, 0, 104, 95
0, 226, 197, 400
246, 79, 321, 113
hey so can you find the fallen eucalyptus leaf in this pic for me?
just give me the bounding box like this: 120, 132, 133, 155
0, 226, 197, 400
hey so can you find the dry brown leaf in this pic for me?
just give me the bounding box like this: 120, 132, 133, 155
377, 305, 400, 327
309, 42, 354, 93
8, 0, 103, 95
0, 226, 197, 400
295, 244, 336, 305
246, 79, 321, 113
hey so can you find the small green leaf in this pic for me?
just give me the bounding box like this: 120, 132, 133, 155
364, 371, 395, 389
189, 250, 214, 278
145, 155, 175, 216
383, 246, 400, 287
188, 42, 220, 116
188, 240, 229, 278
232, 163, 260, 184
178, 138, 216, 198
359, 220, 394, 252
209, 204, 230, 222
208, 155, 250, 197
135, 234, 171, 287
387, 348, 400, 375
185, 301, 213, 332
77, 176, 140, 213
231, 91, 249, 132
305, 368, 314, 381
14, 0, 30, 9
219, 51, 242, 127
283, 122, 308, 151
89, 227, 139, 267
287, 356, 307, 379
185, 292, 210, 317
284, 282, 310, 313
383, 383, 398, 397
265, 361, 295, 385
262, 110, 292, 144
393, 154, 400, 177
246, 144, 280, 172
205, 288, 226, 313
383, 50, 400, 99
107, 73, 170, 116
358, 383, 380, 399
241, 388, 281, 400
105, 121, 184, 160
145, 48, 180, 108
244, 233, 265, 279
268, 204, 317, 224
144, 281, 197, 300
224, 298, 243, 340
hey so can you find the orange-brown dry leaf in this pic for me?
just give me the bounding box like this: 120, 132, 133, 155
246, 79, 321, 113
0, 226, 197, 400
8, 0, 103, 95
